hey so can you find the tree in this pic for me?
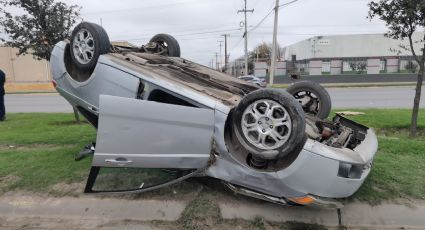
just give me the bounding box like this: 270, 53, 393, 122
405, 60, 418, 73
369, 0, 425, 137
245, 42, 283, 75
249, 42, 283, 64
357, 62, 367, 73
348, 61, 367, 74
0, 0, 81, 60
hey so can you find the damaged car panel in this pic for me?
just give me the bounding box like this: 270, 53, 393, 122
93, 95, 215, 169
51, 22, 378, 207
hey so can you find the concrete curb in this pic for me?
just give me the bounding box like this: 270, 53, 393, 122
272, 81, 424, 88
0, 195, 186, 222
1, 195, 425, 229
220, 200, 425, 229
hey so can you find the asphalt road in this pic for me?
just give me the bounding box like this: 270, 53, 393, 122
4, 86, 425, 113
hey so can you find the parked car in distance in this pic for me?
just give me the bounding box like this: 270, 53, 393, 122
239, 75, 267, 87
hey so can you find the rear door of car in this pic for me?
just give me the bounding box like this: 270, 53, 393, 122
84, 95, 215, 193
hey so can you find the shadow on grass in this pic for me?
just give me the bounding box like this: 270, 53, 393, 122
48, 120, 89, 126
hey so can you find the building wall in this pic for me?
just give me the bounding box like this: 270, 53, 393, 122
309, 60, 322, 75
284, 33, 424, 61
367, 58, 381, 74
330, 60, 342, 75
386, 58, 399, 73
254, 62, 267, 77
0, 46, 51, 83
276, 61, 286, 76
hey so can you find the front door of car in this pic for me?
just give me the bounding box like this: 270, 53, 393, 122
84, 95, 215, 193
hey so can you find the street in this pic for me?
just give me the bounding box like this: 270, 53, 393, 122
327, 86, 425, 109
4, 86, 425, 113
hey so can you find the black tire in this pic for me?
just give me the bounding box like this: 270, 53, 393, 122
149, 34, 181, 57
233, 89, 306, 160
70, 22, 111, 72
286, 81, 331, 119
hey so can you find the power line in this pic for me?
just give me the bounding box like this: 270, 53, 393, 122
278, 0, 299, 8
121, 28, 241, 42
248, 0, 300, 34
248, 7, 274, 33
229, 36, 244, 53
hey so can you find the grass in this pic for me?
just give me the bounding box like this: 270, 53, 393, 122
0, 113, 96, 194
333, 109, 425, 203
0, 110, 424, 204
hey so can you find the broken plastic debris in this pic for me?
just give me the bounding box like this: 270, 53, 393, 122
336, 111, 365, 116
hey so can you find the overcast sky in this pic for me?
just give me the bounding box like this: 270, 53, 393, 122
7, 0, 390, 66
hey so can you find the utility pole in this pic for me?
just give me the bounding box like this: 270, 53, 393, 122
222, 34, 229, 72
238, 0, 254, 76
218, 40, 223, 71
215, 52, 219, 70
269, 0, 280, 86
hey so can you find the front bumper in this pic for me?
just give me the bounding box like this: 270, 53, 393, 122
276, 129, 378, 199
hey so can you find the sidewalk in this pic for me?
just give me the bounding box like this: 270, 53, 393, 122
0, 195, 424, 229
272, 81, 424, 88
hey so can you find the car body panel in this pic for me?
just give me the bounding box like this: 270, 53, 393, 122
92, 95, 215, 169
204, 109, 377, 198
51, 42, 140, 112
50, 40, 378, 205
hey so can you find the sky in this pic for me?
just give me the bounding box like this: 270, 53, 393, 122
4, 0, 389, 66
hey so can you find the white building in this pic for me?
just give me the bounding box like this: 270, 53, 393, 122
254, 62, 267, 77
283, 33, 424, 75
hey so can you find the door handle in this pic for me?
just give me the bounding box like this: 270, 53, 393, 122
105, 158, 133, 166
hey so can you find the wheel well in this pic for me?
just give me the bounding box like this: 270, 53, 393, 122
224, 109, 302, 172
64, 43, 94, 82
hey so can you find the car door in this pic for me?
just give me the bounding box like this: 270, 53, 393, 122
84, 95, 215, 193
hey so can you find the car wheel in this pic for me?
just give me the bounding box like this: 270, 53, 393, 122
286, 81, 331, 119
233, 89, 306, 161
149, 34, 181, 57
70, 22, 111, 72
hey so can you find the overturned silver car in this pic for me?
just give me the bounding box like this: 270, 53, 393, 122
50, 22, 378, 207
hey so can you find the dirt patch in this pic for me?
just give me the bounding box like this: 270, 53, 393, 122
0, 144, 76, 152
0, 217, 102, 230
178, 194, 221, 230
50, 182, 86, 196
0, 175, 20, 190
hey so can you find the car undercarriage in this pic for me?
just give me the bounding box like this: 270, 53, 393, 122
50, 22, 378, 207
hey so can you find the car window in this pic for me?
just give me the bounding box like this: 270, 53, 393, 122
89, 167, 193, 192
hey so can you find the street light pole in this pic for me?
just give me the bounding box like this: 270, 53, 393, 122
269, 0, 280, 86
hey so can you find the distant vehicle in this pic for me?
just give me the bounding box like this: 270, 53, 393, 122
239, 75, 267, 87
